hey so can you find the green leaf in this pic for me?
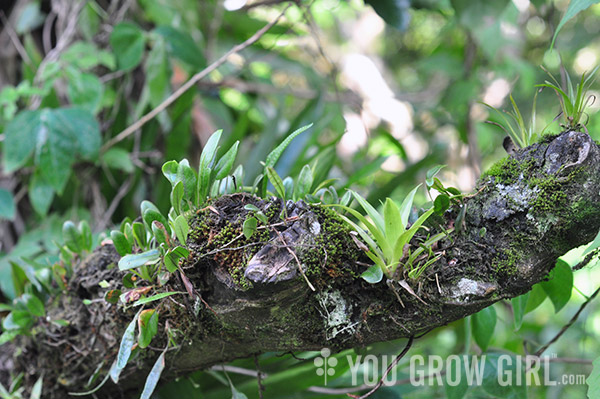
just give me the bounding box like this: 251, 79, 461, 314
265, 124, 313, 168
587, 356, 600, 399
383, 198, 402, 244
164, 246, 189, 273
145, 35, 171, 110
398, 185, 421, 230
110, 310, 140, 383
28, 172, 54, 216
350, 191, 385, 235
177, 160, 197, 203
118, 249, 161, 271
79, 220, 93, 252
266, 166, 286, 199
444, 356, 469, 399
102, 148, 134, 173
512, 293, 528, 331
21, 293, 45, 317
550, 0, 600, 50
132, 291, 183, 307
0, 188, 16, 221
151, 221, 169, 246
243, 217, 257, 239
105, 289, 121, 304
472, 306, 496, 351
3, 310, 34, 330
198, 130, 222, 204
137, 309, 159, 349
30, 374, 43, 399
3, 108, 101, 193
481, 353, 527, 399
66, 71, 104, 114
525, 284, 547, 314
426, 165, 445, 187
583, 229, 600, 256
433, 194, 450, 215
132, 222, 148, 249
63, 221, 82, 253
541, 259, 573, 313
154, 25, 206, 69
111, 230, 132, 256
170, 181, 184, 215
140, 349, 166, 399
162, 160, 179, 184
364, 0, 412, 31
294, 164, 314, 201
110, 22, 146, 71
214, 141, 240, 180
143, 209, 168, 234
361, 264, 384, 284
173, 214, 189, 245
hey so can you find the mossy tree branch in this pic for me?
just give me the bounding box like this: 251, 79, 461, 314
2, 130, 600, 398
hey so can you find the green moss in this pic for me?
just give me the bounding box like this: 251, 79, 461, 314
492, 247, 520, 275
482, 157, 536, 186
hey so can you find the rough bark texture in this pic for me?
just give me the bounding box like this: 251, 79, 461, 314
2, 130, 600, 398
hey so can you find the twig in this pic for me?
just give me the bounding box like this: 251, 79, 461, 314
273, 228, 316, 291
100, 3, 292, 153
348, 336, 414, 399
254, 355, 265, 399
0, 11, 32, 66
534, 285, 600, 357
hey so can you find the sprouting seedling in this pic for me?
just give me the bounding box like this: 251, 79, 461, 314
482, 90, 540, 149
536, 64, 598, 133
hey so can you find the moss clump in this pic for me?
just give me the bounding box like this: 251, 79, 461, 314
529, 176, 568, 214
481, 157, 522, 185
301, 205, 362, 281
492, 247, 520, 275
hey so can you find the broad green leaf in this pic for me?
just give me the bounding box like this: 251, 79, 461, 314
214, 141, 240, 180
0, 188, 16, 221
587, 356, 600, 399
66, 71, 104, 114
361, 264, 384, 284
111, 231, 132, 256
511, 294, 528, 331
266, 166, 286, 199
434, 194, 450, 215
118, 249, 160, 271
550, 0, 600, 50
472, 306, 496, 351
132, 291, 184, 307
102, 148, 134, 173
21, 293, 45, 317
383, 198, 402, 244
137, 309, 158, 349
294, 164, 314, 200
164, 247, 189, 273
3, 108, 101, 193
173, 214, 189, 245
265, 124, 313, 168
525, 284, 547, 314
110, 310, 140, 383
365, 0, 412, 31
28, 171, 54, 216
2, 310, 34, 330
243, 217, 257, 239
63, 221, 82, 253
282, 176, 294, 201
480, 353, 527, 399
110, 22, 146, 71
140, 349, 166, 399
198, 130, 222, 204
444, 356, 469, 399
154, 25, 206, 69
541, 259, 572, 313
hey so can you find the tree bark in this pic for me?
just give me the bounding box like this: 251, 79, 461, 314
2, 130, 600, 398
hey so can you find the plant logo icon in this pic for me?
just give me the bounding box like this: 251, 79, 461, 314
314, 348, 337, 385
